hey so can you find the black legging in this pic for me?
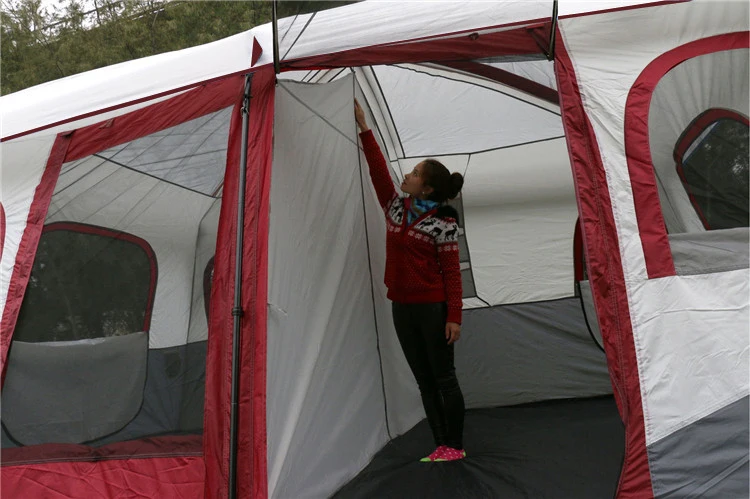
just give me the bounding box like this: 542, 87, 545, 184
392, 302, 465, 449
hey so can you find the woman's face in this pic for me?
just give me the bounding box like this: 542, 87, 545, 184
401, 162, 433, 198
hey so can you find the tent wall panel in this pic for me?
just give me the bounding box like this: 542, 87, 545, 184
267, 77, 388, 499
187, 199, 222, 343
459, 298, 612, 408
558, 1, 749, 496
0, 135, 70, 377
371, 65, 564, 157
461, 138, 577, 305
629, 270, 749, 446
647, 395, 749, 498
0, 135, 56, 318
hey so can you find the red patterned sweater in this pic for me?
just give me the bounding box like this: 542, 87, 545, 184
360, 130, 463, 324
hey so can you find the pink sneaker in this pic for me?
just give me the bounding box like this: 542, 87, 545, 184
420, 445, 448, 462
434, 446, 466, 462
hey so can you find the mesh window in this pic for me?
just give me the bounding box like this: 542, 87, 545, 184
677, 117, 749, 230
14, 224, 156, 342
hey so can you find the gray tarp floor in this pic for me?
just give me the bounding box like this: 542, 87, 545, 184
333, 396, 624, 499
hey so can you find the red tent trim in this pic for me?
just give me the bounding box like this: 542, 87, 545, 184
555, 27, 653, 499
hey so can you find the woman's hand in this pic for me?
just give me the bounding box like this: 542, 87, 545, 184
445, 322, 461, 345
354, 98, 369, 132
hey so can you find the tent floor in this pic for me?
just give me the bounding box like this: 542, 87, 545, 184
333, 396, 624, 499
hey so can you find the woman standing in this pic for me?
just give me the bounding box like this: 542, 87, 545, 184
355, 100, 466, 462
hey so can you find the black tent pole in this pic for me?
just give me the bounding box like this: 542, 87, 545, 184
272, 0, 280, 74
547, 0, 558, 61
228, 73, 252, 499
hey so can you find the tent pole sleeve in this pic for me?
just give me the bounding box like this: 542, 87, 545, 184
228, 73, 252, 499
272, 0, 280, 74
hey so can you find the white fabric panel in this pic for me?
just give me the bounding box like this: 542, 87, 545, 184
485, 59, 557, 90
631, 271, 749, 445
267, 77, 388, 499
187, 199, 221, 343
372, 65, 564, 157
0, 136, 56, 321
276, 1, 552, 62
46, 160, 215, 349
560, 0, 749, 446
461, 138, 578, 305
276, 1, 662, 63
0, 31, 253, 139
399, 63, 560, 113
649, 49, 749, 234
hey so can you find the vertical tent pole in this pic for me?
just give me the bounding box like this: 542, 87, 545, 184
228, 73, 252, 499
547, 0, 558, 61
272, 0, 281, 74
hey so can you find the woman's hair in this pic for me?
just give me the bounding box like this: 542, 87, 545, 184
421, 159, 464, 203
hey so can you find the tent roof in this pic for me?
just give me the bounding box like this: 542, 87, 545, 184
1, 0, 672, 141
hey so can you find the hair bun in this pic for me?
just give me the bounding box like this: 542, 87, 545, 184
447, 172, 464, 199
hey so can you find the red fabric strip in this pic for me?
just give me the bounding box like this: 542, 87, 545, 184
283, 28, 542, 70
0, 202, 5, 263
1, 454, 204, 499
203, 87, 244, 499
439, 60, 559, 105
203, 68, 274, 499
0, 133, 71, 386
239, 67, 274, 499
555, 28, 653, 499
624, 31, 749, 278
1, 435, 202, 467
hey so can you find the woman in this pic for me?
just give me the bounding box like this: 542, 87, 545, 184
355, 99, 466, 462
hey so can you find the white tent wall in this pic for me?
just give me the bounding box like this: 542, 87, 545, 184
459, 138, 576, 305
559, 0, 748, 496
0, 135, 56, 316
368, 64, 563, 157
267, 77, 390, 498
187, 198, 222, 343
649, 48, 749, 234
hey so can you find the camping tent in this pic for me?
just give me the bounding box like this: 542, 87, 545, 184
1, 0, 747, 497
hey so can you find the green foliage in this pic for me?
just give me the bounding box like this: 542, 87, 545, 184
1, 0, 355, 95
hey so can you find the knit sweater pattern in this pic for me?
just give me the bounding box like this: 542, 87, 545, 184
360, 130, 463, 324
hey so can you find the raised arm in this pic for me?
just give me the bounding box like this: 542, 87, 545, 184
355, 99, 398, 210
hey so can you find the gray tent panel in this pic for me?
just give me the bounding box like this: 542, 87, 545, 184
458, 297, 612, 408
669, 227, 749, 276
2, 332, 147, 445
648, 395, 749, 498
